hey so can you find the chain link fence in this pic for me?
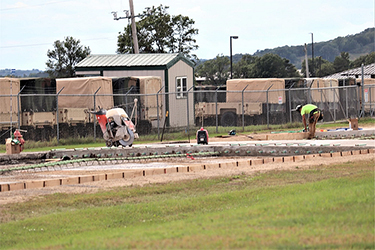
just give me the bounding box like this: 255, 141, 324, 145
0, 84, 374, 143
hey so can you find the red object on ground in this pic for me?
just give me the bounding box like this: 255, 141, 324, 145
13, 129, 25, 152
186, 153, 195, 160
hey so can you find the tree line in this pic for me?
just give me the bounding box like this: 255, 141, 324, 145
43, 5, 374, 80
195, 51, 375, 86
254, 28, 374, 68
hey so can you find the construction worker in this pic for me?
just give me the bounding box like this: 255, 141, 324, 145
294, 104, 323, 139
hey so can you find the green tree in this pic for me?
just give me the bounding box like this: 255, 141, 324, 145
250, 54, 299, 78
46, 36, 90, 78
117, 5, 199, 60
319, 62, 336, 76
351, 52, 375, 68
233, 54, 256, 78
195, 54, 229, 85
302, 57, 336, 77
333, 52, 350, 72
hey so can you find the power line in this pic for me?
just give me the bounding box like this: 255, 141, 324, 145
0, 37, 115, 49
0, 0, 73, 11
0, 43, 51, 49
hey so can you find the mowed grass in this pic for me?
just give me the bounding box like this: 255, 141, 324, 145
0, 159, 374, 249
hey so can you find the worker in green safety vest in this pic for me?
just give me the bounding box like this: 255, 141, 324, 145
294, 104, 323, 139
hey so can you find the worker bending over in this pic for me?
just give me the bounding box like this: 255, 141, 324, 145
294, 104, 323, 139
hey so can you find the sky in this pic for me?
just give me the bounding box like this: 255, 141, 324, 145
0, 0, 374, 71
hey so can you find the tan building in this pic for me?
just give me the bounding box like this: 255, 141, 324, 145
75, 53, 195, 128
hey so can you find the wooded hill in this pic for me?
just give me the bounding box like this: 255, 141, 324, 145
250, 28, 374, 69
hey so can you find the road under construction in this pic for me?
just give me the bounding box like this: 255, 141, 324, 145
0, 128, 374, 193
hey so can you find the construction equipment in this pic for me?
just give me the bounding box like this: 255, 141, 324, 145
91, 101, 139, 147
196, 127, 209, 145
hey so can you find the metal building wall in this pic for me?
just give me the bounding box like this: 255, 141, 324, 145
167, 60, 194, 127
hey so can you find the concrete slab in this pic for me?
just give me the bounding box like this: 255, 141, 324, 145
79, 175, 94, 184
106, 172, 124, 180
204, 163, 220, 170
237, 160, 250, 167
9, 182, 24, 191
177, 166, 189, 173
25, 180, 44, 189
93, 174, 106, 181
143, 168, 161, 176
188, 164, 205, 172
124, 170, 143, 178
315, 129, 375, 139
220, 162, 236, 169
251, 159, 264, 165
44, 179, 61, 187
61, 177, 79, 185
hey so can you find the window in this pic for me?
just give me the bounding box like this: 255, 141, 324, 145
176, 76, 187, 99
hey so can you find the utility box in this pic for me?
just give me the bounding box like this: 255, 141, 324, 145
5, 138, 21, 155
349, 118, 358, 130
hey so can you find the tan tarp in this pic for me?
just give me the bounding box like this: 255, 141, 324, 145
356, 78, 375, 85
136, 76, 162, 120
56, 77, 113, 109
309, 78, 339, 102
226, 78, 285, 104
0, 78, 20, 113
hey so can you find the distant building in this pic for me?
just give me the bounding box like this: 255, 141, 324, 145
324, 63, 375, 80
323, 63, 375, 86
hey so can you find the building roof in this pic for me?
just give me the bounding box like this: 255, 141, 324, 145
75, 53, 195, 69
323, 63, 375, 79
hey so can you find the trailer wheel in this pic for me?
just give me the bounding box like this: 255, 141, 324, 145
220, 111, 237, 127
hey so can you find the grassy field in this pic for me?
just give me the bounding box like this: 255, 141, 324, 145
0, 159, 374, 249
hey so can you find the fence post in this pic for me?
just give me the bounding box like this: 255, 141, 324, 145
319, 81, 323, 111
266, 84, 273, 129
9, 78, 13, 137
331, 80, 336, 122
307, 80, 313, 104
345, 86, 348, 119
93, 87, 101, 142
124, 86, 134, 115
360, 64, 365, 118
156, 86, 164, 140
288, 82, 295, 123
17, 86, 25, 130
370, 85, 373, 116
242, 85, 248, 131
356, 85, 360, 117
186, 86, 194, 142
215, 85, 221, 133
56, 87, 64, 144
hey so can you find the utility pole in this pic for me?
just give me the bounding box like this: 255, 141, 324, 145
230, 36, 238, 79
310, 33, 314, 77
112, 4, 151, 54
128, 0, 139, 54
304, 43, 309, 78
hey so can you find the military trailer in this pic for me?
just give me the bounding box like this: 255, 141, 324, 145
195, 78, 285, 126
0, 78, 20, 130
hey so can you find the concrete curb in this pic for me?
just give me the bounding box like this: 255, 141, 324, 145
1, 148, 373, 193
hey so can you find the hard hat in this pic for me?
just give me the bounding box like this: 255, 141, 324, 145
293, 105, 302, 111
